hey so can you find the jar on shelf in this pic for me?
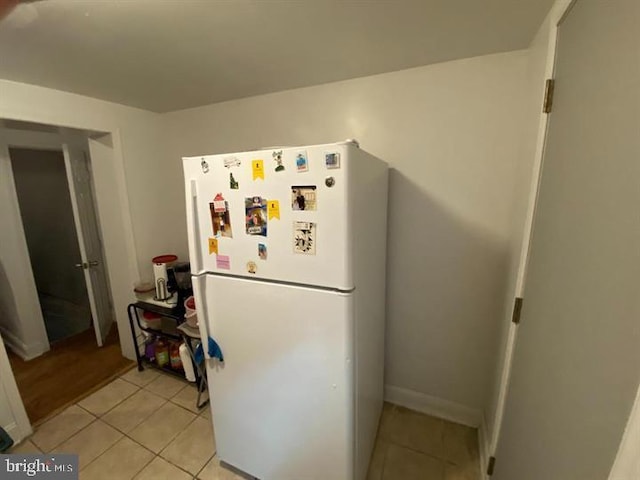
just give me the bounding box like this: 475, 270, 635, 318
142, 311, 161, 330
155, 338, 169, 367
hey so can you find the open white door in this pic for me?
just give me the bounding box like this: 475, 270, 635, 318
63, 142, 113, 347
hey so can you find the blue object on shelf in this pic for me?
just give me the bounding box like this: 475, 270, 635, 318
194, 336, 224, 364
0, 426, 14, 453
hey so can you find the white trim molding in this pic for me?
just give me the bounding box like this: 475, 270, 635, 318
384, 385, 481, 428
608, 383, 640, 480
478, 415, 491, 480
0, 333, 32, 444
384, 384, 489, 479
488, 0, 577, 459
0, 326, 47, 361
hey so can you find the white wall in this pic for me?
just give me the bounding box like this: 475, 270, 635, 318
162, 51, 529, 414
0, 138, 49, 359
0, 80, 175, 358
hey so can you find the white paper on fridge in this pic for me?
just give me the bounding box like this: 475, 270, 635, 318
293, 221, 316, 255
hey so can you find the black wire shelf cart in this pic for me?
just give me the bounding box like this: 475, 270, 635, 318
127, 301, 209, 408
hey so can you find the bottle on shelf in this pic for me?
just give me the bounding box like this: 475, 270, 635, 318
170, 342, 183, 370
144, 334, 156, 362
155, 338, 169, 367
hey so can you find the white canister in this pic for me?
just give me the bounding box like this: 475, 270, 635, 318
153, 262, 169, 300
179, 343, 196, 382
152, 254, 177, 301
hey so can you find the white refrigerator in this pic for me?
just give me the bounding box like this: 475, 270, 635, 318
183, 140, 388, 480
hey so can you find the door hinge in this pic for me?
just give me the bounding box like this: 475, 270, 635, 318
487, 456, 496, 476
512, 297, 524, 324
543, 78, 555, 113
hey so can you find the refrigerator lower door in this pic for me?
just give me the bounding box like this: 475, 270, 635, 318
197, 274, 355, 480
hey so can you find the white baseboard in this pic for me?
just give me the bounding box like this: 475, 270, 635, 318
0, 326, 48, 361
2, 422, 20, 445
384, 385, 491, 478
384, 385, 482, 428
478, 414, 491, 480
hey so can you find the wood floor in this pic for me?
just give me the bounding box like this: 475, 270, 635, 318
7, 325, 134, 425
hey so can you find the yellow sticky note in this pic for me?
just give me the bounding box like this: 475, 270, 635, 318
268, 200, 280, 220
252, 159, 264, 180
208, 238, 218, 255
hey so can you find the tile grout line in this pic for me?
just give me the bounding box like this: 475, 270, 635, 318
35, 371, 213, 478
160, 449, 215, 479
127, 401, 199, 459
129, 445, 156, 480
123, 370, 206, 414
32, 409, 98, 453
155, 413, 215, 476
78, 379, 141, 419
80, 432, 156, 474
379, 404, 479, 476
383, 436, 469, 468
100, 397, 169, 437
98, 382, 173, 436
46, 417, 106, 455
38, 381, 140, 468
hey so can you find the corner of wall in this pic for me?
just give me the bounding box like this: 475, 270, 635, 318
0, 326, 47, 360
384, 384, 482, 428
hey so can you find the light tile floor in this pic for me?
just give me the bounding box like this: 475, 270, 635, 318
9, 368, 480, 480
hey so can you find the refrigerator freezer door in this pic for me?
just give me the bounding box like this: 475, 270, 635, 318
198, 275, 355, 480
184, 143, 353, 290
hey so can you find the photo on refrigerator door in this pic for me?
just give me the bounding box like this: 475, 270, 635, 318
325, 152, 341, 169
245, 196, 267, 236
210, 193, 233, 238
295, 150, 309, 172
291, 186, 317, 211
293, 221, 316, 255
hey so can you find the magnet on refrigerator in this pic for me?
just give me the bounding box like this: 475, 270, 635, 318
252, 159, 265, 180
295, 151, 309, 172
210, 194, 232, 238
272, 150, 285, 172
245, 197, 267, 236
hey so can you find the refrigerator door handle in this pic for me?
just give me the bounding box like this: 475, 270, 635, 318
192, 275, 210, 360
189, 179, 204, 273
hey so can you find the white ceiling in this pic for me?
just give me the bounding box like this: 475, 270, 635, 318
0, 0, 554, 113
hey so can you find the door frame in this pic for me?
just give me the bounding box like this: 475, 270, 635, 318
1, 130, 112, 349
487, 0, 572, 460
0, 124, 140, 443
487, 0, 640, 477
0, 335, 32, 443
0, 109, 140, 446
0, 126, 140, 358
0, 133, 52, 360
